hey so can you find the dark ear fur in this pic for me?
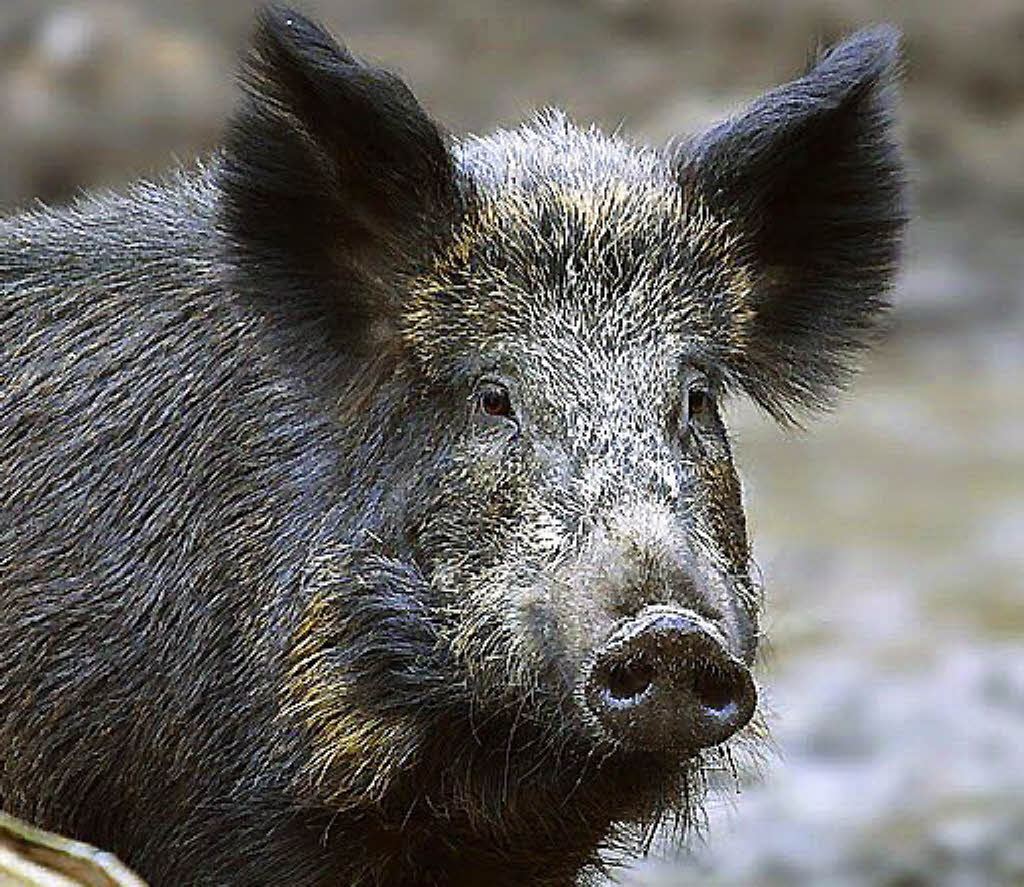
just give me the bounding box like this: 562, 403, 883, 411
679, 26, 907, 421
217, 6, 461, 343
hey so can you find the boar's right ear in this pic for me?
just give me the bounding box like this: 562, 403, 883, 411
217, 7, 462, 345
677, 26, 906, 422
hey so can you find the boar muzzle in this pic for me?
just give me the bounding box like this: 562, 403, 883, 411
582, 606, 755, 755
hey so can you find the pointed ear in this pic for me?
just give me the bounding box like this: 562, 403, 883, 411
677, 26, 907, 421
217, 6, 462, 344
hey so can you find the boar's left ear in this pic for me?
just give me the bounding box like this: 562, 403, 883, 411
217, 6, 462, 345
677, 26, 907, 421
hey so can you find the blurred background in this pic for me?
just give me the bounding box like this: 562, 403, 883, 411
1, 1, 1020, 884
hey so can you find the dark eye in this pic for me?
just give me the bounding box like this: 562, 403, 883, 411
480, 385, 513, 418
688, 386, 712, 420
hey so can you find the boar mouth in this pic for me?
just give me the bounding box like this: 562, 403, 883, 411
579, 606, 756, 757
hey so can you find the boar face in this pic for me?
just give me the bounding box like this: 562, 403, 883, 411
403, 140, 760, 756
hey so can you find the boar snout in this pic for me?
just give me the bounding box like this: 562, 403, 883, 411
582, 607, 756, 755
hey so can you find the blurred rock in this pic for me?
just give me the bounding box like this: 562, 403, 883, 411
0, 1, 230, 210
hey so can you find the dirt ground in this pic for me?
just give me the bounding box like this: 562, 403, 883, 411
1, 1, 1021, 885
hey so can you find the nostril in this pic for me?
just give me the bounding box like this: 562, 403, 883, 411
605, 659, 654, 702
690, 660, 741, 713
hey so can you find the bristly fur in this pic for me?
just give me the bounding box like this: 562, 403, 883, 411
0, 7, 906, 887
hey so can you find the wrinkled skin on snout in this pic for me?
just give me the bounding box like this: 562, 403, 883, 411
0, 8, 905, 887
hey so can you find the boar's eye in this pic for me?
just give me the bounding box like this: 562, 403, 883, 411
688, 386, 712, 420
479, 384, 513, 418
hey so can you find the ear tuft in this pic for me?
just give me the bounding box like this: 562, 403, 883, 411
679, 26, 907, 422
217, 6, 461, 342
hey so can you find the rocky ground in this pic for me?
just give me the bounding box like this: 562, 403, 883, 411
1, 2, 1021, 885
